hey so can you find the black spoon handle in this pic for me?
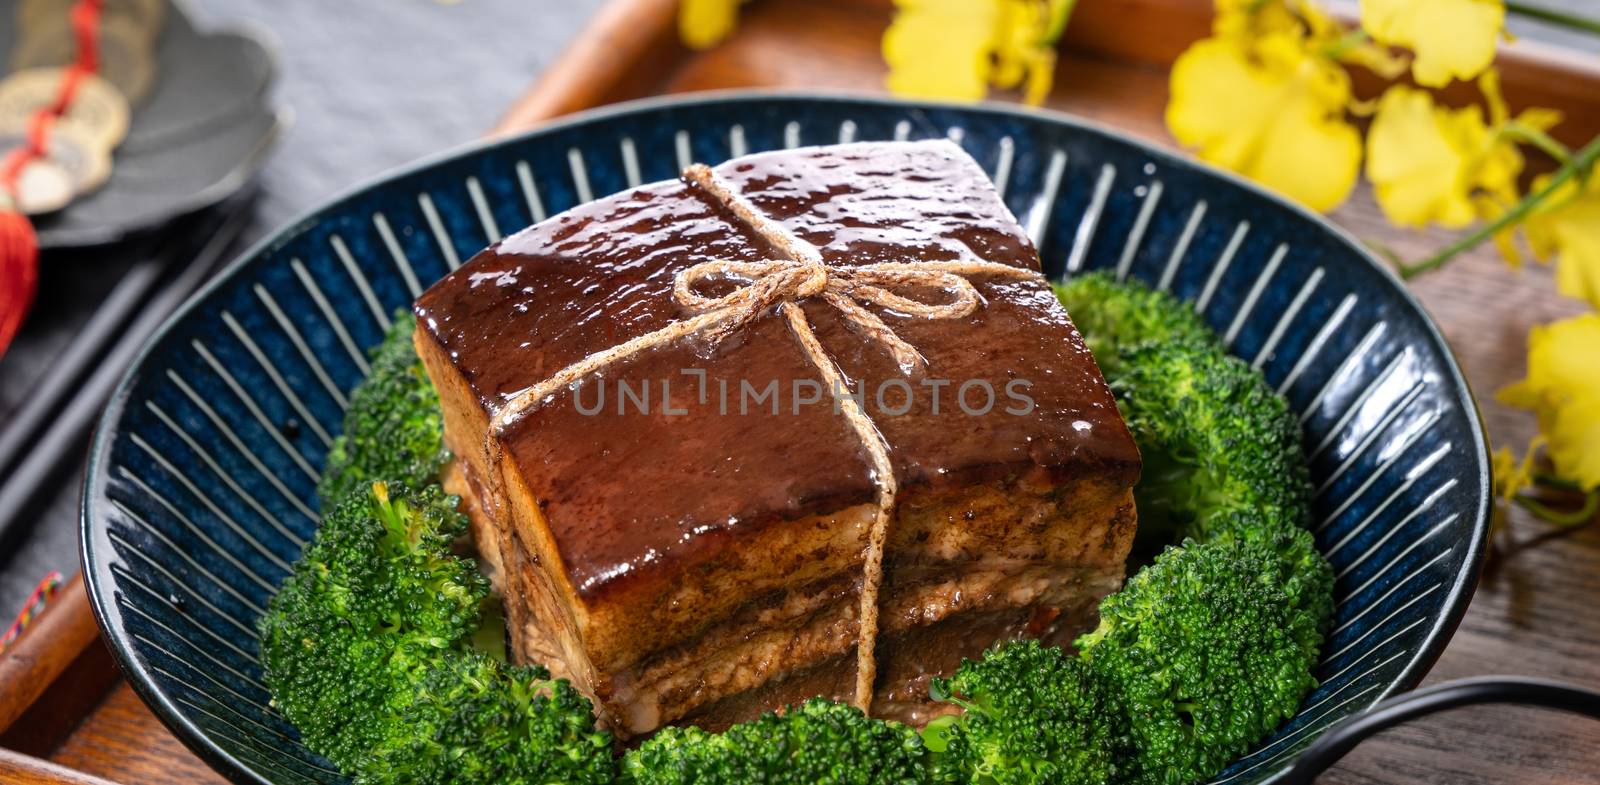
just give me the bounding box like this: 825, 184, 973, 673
1279, 676, 1600, 784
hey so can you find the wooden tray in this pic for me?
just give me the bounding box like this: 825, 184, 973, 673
5, 1, 1599, 782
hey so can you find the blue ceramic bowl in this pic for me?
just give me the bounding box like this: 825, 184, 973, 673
81, 92, 1491, 785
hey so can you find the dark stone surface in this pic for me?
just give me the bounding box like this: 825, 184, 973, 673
0, 0, 605, 616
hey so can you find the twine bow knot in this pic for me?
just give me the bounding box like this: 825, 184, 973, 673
673, 255, 1030, 374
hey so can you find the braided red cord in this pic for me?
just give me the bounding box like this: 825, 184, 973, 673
0, 0, 105, 358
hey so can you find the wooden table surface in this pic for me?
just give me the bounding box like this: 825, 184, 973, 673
2, 0, 1598, 783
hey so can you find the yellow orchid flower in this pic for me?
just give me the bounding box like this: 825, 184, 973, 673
1214, 0, 1305, 38
1362, 0, 1505, 87
1499, 313, 1600, 491
883, 0, 1002, 101
1366, 85, 1508, 228
1526, 175, 1600, 310
1492, 436, 1544, 503
678, 0, 742, 50
1166, 28, 1361, 212
882, 0, 1071, 105
1365, 73, 1561, 234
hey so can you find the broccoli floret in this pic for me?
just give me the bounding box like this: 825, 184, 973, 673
1076, 538, 1328, 785
317, 313, 448, 507
1053, 274, 1331, 785
259, 481, 488, 769
358, 653, 615, 785
1053, 272, 1213, 375
1055, 274, 1312, 546
924, 640, 1127, 785
1206, 513, 1334, 627
1111, 340, 1312, 547
622, 698, 932, 785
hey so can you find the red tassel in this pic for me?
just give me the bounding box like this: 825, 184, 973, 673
0, 204, 38, 358
0, 0, 102, 360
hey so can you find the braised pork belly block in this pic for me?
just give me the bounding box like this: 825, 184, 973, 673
413, 140, 1140, 736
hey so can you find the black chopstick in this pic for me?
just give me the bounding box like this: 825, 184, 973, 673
0, 198, 255, 553
0, 248, 169, 479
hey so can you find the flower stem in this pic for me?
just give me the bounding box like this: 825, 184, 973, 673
1515, 489, 1600, 528
1398, 134, 1600, 279
1532, 472, 1583, 492
1505, 1, 1600, 35
1504, 121, 1573, 165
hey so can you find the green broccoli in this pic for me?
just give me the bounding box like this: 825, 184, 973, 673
622, 698, 932, 785
895, 273, 1328, 785
255, 272, 1335, 785
1053, 272, 1213, 375
1075, 538, 1328, 785
358, 653, 616, 785
259, 481, 488, 769
923, 640, 1127, 785
1110, 340, 1313, 546
317, 313, 448, 507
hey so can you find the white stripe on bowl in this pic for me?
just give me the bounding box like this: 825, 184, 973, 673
375, 212, 428, 289
1345, 523, 1456, 600
1301, 322, 1389, 424
1319, 443, 1450, 539
1323, 605, 1433, 668
208, 322, 334, 449
148, 659, 319, 759
992, 136, 1015, 199
1335, 498, 1457, 579
329, 235, 391, 331
119, 588, 262, 680
254, 286, 349, 410
1025, 148, 1067, 251
1331, 549, 1451, 636
465, 176, 502, 244
146, 401, 304, 547
1065, 163, 1116, 275
1156, 200, 1206, 292
1194, 220, 1248, 314
1319, 408, 1441, 516
838, 119, 857, 144
1224, 242, 1288, 345
1276, 293, 1357, 395
515, 160, 547, 222
1310, 349, 1411, 458
619, 137, 642, 188
107, 524, 265, 618
414, 196, 460, 277
165, 371, 318, 522
167, 697, 333, 780
126, 434, 295, 572
1252, 267, 1323, 369
567, 147, 594, 203
675, 130, 693, 170
290, 259, 369, 375
108, 533, 262, 640
1115, 181, 1162, 282
116, 467, 283, 588
1315, 382, 1425, 492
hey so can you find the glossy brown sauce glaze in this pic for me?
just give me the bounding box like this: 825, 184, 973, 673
716, 142, 1139, 497
414, 140, 1138, 600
